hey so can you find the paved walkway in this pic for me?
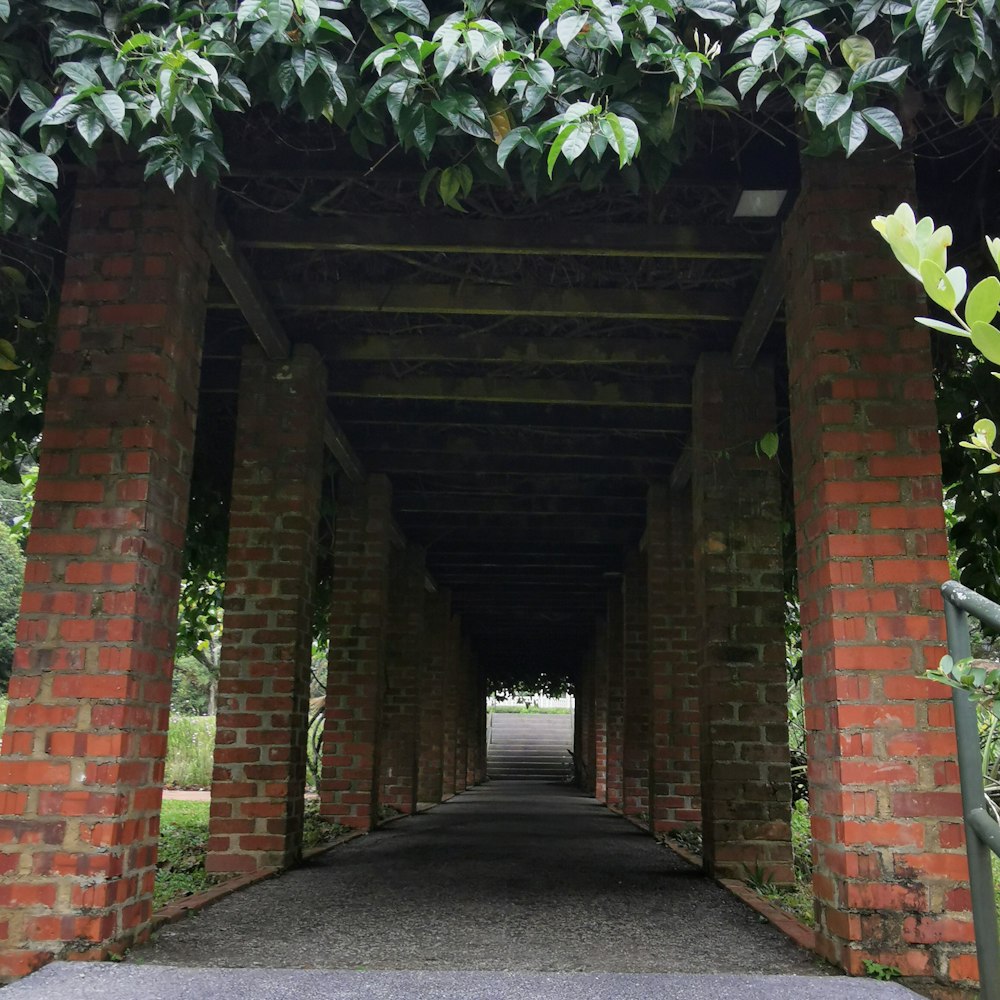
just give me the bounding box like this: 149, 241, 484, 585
6, 783, 924, 998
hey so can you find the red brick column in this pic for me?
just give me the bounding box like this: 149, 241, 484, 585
593, 615, 609, 802
320, 475, 392, 831
473, 669, 487, 784
465, 646, 479, 788
417, 589, 449, 809
784, 155, 973, 984
381, 544, 425, 816
605, 587, 625, 810
0, 167, 210, 979
622, 547, 650, 820
453, 636, 470, 793
578, 646, 596, 794
206, 346, 325, 874
692, 354, 792, 884
441, 613, 459, 799
647, 484, 701, 833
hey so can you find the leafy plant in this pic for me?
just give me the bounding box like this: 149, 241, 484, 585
1, 0, 997, 224
862, 959, 902, 981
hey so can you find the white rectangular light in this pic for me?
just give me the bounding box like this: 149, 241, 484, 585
733, 189, 787, 218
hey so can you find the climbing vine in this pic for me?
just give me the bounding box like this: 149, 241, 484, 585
0, 0, 998, 223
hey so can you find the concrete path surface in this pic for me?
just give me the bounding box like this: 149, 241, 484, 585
6, 783, 924, 997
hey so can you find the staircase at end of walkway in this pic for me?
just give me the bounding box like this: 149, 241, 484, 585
487, 711, 573, 781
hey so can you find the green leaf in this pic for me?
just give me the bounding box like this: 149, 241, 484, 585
93, 92, 126, 126
966, 276, 1000, 329
759, 431, 779, 459
16, 154, 58, 186
391, 0, 430, 27
683, 0, 737, 26
851, 0, 883, 31
118, 32, 153, 57
974, 418, 997, 449
840, 35, 875, 71
914, 0, 944, 30
75, 106, 105, 146
547, 121, 589, 177
971, 321, 1000, 365
814, 93, 852, 127
557, 12, 589, 49
848, 56, 908, 91
860, 107, 902, 146
267, 0, 294, 30
43, 0, 101, 14
838, 110, 868, 156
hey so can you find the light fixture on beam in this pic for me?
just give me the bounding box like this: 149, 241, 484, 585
732, 188, 787, 219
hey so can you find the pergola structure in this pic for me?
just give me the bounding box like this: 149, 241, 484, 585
0, 124, 984, 991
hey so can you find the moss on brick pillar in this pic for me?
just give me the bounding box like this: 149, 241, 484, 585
320, 475, 392, 831
605, 587, 625, 810
382, 544, 425, 816
622, 547, 650, 820
0, 166, 211, 980
647, 484, 701, 834
784, 153, 974, 986
206, 345, 325, 875
692, 354, 792, 885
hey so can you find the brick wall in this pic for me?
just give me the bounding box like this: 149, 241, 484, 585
417, 589, 449, 808
441, 612, 459, 799
783, 154, 974, 984
381, 545, 425, 815
692, 355, 792, 884
206, 346, 326, 874
592, 615, 609, 802
647, 484, 701, 833
605, 588, 625, 810
320, 476, 392, 830
622, 548, 650, 820
0, 167, 211, 978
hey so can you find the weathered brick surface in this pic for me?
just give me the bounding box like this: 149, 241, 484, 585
441, 613, 460, 799
783, 154, 973, 984
206, 346, 326, 874
453, 636, 471, 794
692, 355, 792, 884
622, 548, 650, 820
647, 485, 701, 833
592, 615, 610, 802
319, 476, 392, 830
604, 588, 625, 810
381, 545, 425, 815
417, 589, 450, 807
0, 166, 211, 979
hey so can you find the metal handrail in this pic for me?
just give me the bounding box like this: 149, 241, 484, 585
942, 579, 1000, 1000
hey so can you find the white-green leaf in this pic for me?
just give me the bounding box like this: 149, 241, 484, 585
848, 56, 908, 91
966, 276, 1000, 328
814, 93, 852, 127
860, 106, 902, 146
840, 34, 875, 71
971, 321, 1000, 365
75, 106, 106, 146
93, 91, 125, 125
751, 37, 780, 66
556, 12, 588, 49
915, 316, 970, 338
392, 0, 430, 26
919, 258, 958, 312
974, 418, 997, 449
838, 110, 868, 156
16, 153, 58, 186
914, 0, 944, 29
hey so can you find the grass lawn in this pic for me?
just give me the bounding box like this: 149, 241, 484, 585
155, 798, 348, 910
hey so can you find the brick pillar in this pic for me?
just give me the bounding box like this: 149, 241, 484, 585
381, 544, 425, 816
784, 154, 973, 984
473, 669, 487, 784
692, 354, 792, 884
647, 484, 701, 833
622, 548, 650, 820
593, 615, 609, 802
465, 646, 478, 788
579, 648, 596, 794
605, 587, 625, 810
0, 167, 210, 979
453, 636, 469, 793
417, 589, 449, 809
441, 613, 459, 799
320, 475, 392, 831
206, 346, 325, 874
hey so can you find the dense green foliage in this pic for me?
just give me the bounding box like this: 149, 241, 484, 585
0, 521, 22, 689
0, 0, 998, 222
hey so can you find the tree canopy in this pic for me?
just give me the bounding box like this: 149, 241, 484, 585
0, 0, 998, 223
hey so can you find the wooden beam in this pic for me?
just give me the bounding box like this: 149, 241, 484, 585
324, 418, 364, 484
230, 211, 767, 260
329, 375, 689, 409
670, 440, 693, 491
207, 217, 366, 485
320, 333, 717, 366
396, 495, 645, 516
210, 282, 744, 322
731, 242, 784, 367
371, 452, 671, 477
208, 217, 291, 360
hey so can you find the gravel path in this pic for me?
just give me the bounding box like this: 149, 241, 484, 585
137, 781, 830, 975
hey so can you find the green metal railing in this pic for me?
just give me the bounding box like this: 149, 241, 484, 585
942, 579, 1000, 1000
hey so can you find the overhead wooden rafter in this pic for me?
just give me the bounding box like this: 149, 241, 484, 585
229, 211, 768, 260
